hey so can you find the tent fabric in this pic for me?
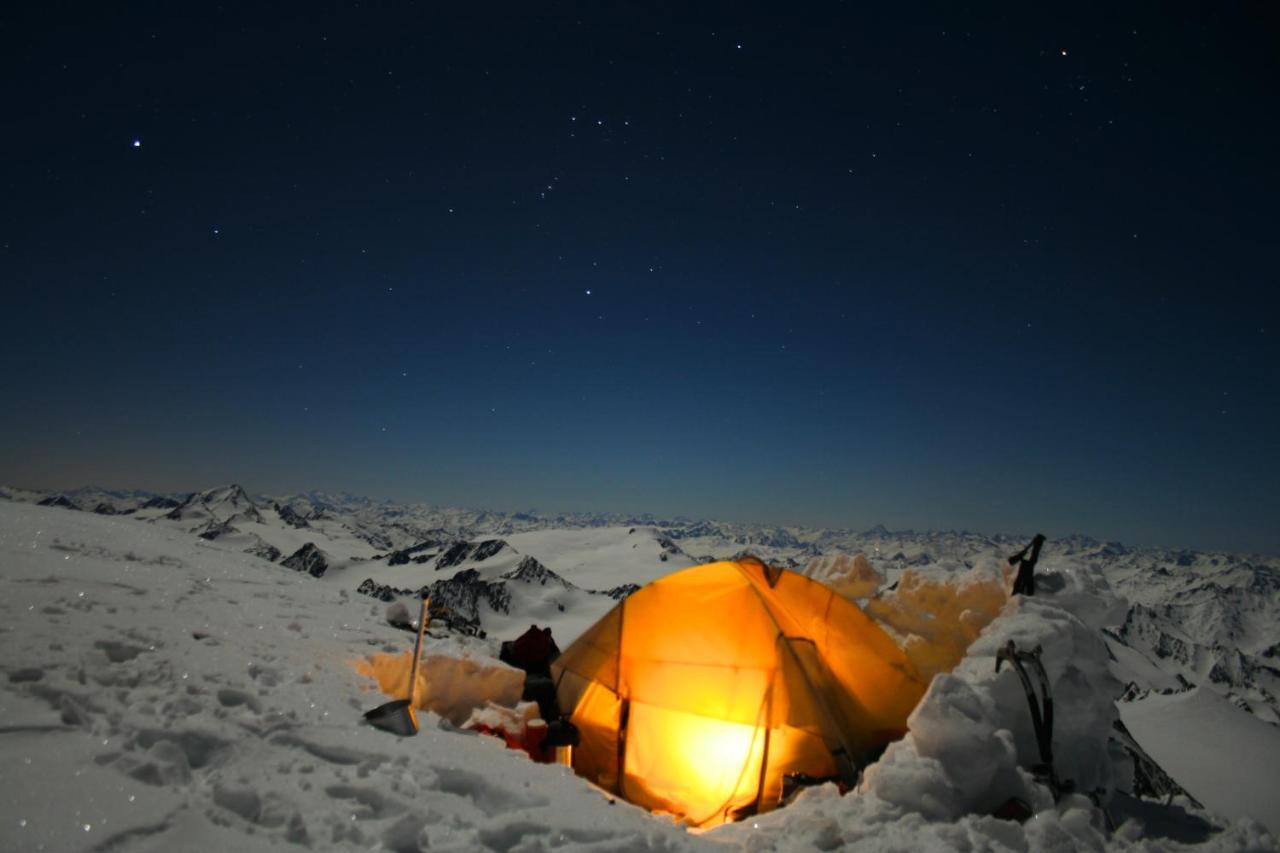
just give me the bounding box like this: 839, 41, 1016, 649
550, 557, 928, 827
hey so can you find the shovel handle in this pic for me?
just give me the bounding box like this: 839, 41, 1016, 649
406, 596, 430, 706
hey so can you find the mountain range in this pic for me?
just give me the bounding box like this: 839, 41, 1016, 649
5, 481, 1278, 729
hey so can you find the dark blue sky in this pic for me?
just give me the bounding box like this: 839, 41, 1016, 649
2, 3, 1277, 552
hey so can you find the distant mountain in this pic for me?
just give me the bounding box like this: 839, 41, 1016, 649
274, 502, 311, 529
1108, 552, 1280, 723
166, 484, 263, 526
281, 543, 330, 578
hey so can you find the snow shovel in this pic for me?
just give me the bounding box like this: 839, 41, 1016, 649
364, 596, 430, 736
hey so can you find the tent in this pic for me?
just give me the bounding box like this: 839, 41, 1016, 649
550, 557, 929, 827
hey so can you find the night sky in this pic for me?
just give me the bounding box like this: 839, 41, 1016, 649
2, 4, 1277, 552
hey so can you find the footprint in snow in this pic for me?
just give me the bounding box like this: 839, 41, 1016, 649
324, 784, 405, 819
433, 767, 550, 817
216, 688, 263, 713
211, 783, 307, 838
94, 639, 150, 663
8, 667, 44, 683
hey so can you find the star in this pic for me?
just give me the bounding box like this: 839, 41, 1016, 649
131, 139, 142, 148
585, 289, 592, 295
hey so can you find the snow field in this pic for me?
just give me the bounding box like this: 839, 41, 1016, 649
0, 503, 709, 852
1120, 687, 1280, 835
1, 499, 1276, 851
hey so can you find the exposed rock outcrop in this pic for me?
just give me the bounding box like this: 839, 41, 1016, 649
275, 503, 311, 529
282, 543, 329, 578
500, 556, 571, 588
435, 541, 474, 570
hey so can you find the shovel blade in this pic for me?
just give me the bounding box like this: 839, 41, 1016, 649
364, 699, 419, 736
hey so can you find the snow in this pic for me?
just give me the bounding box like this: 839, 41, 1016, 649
1120, 687, 1280, 835
863, 558, 1010, 680
474, 575, 616, 646
1, 495, 1276, 852
357, 650, 525, 726
857, 595, 1122, 821
31, 481, 1279, 727
1104, 637, 1187, 693
803, 552, 883, 599
0, 502, 707, 852
502, 525, 694, 589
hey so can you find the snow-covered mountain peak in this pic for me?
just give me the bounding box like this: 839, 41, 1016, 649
162, 483, 263, 526
194, 483, 257, 511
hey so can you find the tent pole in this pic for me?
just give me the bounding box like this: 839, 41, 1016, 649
752, 674, 775, 814
615, 596, 629, 798
740, 565, 862, 788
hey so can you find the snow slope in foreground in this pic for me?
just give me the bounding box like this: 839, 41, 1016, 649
0, 502, 701, 853
0, 501, 1274, 852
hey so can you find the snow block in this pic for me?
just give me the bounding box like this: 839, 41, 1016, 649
862, 595, 1123, 823
358, 651, 524, 726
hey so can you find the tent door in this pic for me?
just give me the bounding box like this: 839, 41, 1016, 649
781, 637, 860, 786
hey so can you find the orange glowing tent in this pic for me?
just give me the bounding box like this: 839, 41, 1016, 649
550, 557, 929, 827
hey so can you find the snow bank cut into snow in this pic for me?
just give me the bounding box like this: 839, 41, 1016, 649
355, 650, 524, 726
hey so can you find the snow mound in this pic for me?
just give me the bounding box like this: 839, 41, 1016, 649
804, 552, 883, 599
865, 558, 1010, 680
1034, 558, 1131, 632
356, 650, 524, 726
860, 596, 1121, 818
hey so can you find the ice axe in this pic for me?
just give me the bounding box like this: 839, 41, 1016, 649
363, 595, 430, 735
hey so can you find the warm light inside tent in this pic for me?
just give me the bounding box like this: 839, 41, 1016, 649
624, 702, 767, 826
552, 560, 933, 826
